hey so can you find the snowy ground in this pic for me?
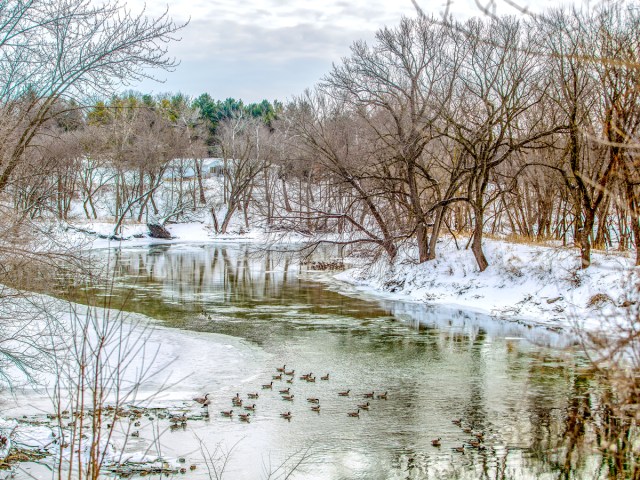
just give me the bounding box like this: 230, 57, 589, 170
334, 237, 639, 334
0, 293, 267, 477
63, 220, 309, 250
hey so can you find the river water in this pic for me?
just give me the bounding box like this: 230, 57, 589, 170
55, 242, 601, 479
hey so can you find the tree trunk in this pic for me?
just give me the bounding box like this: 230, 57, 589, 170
220, 203, 237, 234
415, 222, 430, 263
427, 206, 445, 261
194, 159, 206, 204
625, 178, 640, 266
281, 177, 292, 212
580, 209, 595, 269
210, 208, 220, 234
263, 169, 272, 225
471, 206, 489, 272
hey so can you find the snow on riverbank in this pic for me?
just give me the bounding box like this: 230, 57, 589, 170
0, 290, 267, 472
334, 237, 639, 332
65, 220, 309, 250
0, 293, 265, 415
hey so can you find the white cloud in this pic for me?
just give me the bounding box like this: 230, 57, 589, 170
123, 0, 578, 101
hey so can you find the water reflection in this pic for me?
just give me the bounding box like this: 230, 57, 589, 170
58, 243, 604, 479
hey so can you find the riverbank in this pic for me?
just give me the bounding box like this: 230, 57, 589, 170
334, 238, 639, 334
66, 219, 638, 333
0, 290, 266, 477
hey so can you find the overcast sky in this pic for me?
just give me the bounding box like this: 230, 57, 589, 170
126, 0, 564, 103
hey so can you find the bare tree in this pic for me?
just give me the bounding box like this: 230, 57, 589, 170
282, 90, 400, 259
440, 16, 555, 271
325, 16, 457, 262
213, 115, 272, 234
0, 0, 184, 194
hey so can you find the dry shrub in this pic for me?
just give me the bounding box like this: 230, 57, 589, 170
587, 293, 615, 308
503, 256, 524, 279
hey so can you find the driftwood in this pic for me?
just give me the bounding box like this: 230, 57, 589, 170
147, 223, 172, 239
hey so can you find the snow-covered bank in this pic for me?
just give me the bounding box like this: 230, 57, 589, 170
64, 220, 310, 250
333, 237, 639, 333
0, 293, 266, 414
0, 291, 268, 475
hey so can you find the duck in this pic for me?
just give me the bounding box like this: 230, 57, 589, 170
306, 397, 320, 404
276, 365, 286, 373
338, 390, 350, 396
169, 415, 187, 424
220, 410, 233, 417
131, 430, 140, 438
280, 412, 292, 420
452, 418, 462, 426
232, 398, 243, 407
244, 404, 256, 411
272, 373, 283, 380
357, 402, 370, 410
474, 431, 485, 440
286, 378, 294, 384
469, 440, 481, 448
247, 392, 259, 399
453, 445, 465, 453
262, 382, 273, 389
285, 369, 295, 376
306, 376, 316, 383
238, 413, 250, 422
279, 387, 290, 394
311, 405, 320, 412
347, 409, 360, 417
363, 391, 374, 398
321, 373, 329, 381
282, 394, 294, 401
193, 393, 210, 405
299, 373, 313, 380
463, 426, 473, 434
431, 438, 441, 447
376, 392, 388, 400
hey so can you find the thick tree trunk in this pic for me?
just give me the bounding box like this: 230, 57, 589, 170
194, 160, 206, 205
416, 222, 430, 263
220, 203, 237, 234
593, 199, 610, 250
427, 207, 445, 261
580, 210, 595, 269
471, 207, 489, 272
210, 208, 220, 234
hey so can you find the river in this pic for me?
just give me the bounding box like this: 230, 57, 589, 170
36, 242, 602, 479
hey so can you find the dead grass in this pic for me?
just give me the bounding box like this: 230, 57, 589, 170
485, 232, 556, 246
587, 293, 614, 308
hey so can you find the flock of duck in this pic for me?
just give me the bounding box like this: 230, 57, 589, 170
193, 364, 389, 423
433, 417, 489, 454
193, 364, 490, 455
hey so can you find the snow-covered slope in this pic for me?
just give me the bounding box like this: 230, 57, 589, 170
334, 237, 638, 333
